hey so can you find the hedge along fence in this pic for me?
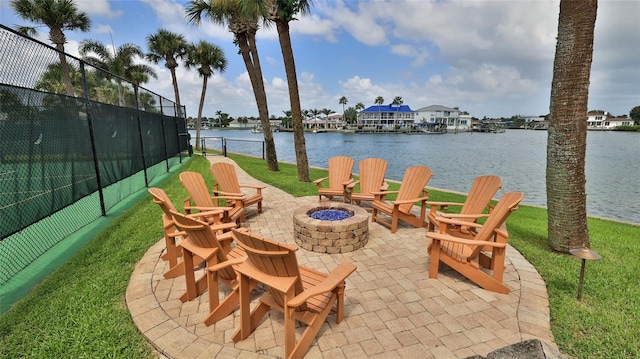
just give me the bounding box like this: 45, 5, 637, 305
0, 24, 189, 289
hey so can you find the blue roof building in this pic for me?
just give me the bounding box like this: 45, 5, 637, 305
357, 104, 416, 130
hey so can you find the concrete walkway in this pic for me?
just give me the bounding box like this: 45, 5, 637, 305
126, 156, 555, 358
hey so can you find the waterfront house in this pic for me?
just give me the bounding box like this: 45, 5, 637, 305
414, 105, 471, 132
357, 104, 415, 130
228, 118, 260, 129
587, 111, 632, 130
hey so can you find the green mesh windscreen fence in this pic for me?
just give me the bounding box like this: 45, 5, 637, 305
0, 24, 188, 285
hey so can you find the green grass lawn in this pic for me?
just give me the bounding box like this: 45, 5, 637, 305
1, 154, 638, 358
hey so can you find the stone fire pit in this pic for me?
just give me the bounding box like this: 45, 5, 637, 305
293, 203, 369, 253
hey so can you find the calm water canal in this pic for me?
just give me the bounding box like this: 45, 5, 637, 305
194, 129, 640, 225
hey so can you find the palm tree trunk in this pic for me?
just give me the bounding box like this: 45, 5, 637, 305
237, 31, 279, 171
546, 0, 597, 252
195, 76, 208, 151
56, 45, 75, 96
276, 20, 309, 182
170, 67, 183, 119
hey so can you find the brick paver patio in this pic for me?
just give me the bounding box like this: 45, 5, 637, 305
126, 156, 556, 358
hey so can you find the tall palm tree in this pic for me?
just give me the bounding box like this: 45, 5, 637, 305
392, 96, 403, 110
375, 96, 384, 126
546, 0, 597, 252
184, 40, 227, 150
11, 0, 91, 96
79, 40, 156, 107
241, 0, 311, 181
146, 29, 188, 118
186, 0, 279, 171
355, 102, 365, 126
392, 96, 403, 127
339, 95, 348, 115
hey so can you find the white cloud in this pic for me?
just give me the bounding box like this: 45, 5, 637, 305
76, 0, 122, 19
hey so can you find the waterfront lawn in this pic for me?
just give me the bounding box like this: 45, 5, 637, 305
0, 154, 638, 358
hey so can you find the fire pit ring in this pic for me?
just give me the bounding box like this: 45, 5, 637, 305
293, 203, 369, 253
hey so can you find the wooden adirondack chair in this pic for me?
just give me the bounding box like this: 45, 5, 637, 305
179, 171, 244, 224
427, 175, 502, 233
170, 210, 254, 325
347, 157, 389, 207
210, 162, 265, 222
371, 165, 433, 233
427, 192, 524, 294
149, 187, 189, 279
314, 156, 355, 202
231, 229, 357, 359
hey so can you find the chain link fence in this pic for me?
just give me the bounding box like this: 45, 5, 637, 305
0, 24, 188, 285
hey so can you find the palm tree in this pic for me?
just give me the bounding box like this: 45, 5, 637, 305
184, 40, 227, 150
546, 0, 597, 252
146, 29, 188, 118
354, 102, 365, 126
34, 62, 82, 94
241, 0, 311, 181
392, 96, 403, 110
375, 96, 384, 127
321, 108, 334, 118
79, 40, 156, 107
339, 95, 348, 114
392, 96, 403, 127
11, 0, 91, 96
187, 0, 279, 171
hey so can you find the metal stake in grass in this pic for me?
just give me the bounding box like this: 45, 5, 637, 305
569, 248, 601, 301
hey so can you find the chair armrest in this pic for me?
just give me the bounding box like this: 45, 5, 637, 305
166, 230, 186, 238
392, 196, 429, 206
380, 182, 389, 191
426, 201, 463, 209
211, 190, 246, 200
427, 232, 506, 248
210, 222, 239, 232
438, 213, 489, 220
432, 216, 482, 228
185, 208, 226, 217
346, 180, 360, 190
207, 256, 246, 272
313, 177, 328, 185
179, 240, 219, 260
342, 178, 355, 186
373, 190, 398, 200
239, 184, 266, 190
288, 263, 357, 307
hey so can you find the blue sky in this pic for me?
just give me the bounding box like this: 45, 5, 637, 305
1, 0, 639, 119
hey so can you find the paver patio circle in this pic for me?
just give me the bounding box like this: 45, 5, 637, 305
126, 156, 556, 359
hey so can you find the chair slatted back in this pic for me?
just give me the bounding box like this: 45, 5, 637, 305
358, 157, 388, 196
459, 175, 502, 218
210, 162, 241, 194
170, 210, 237, 281
441, 192, 523, 261
232, 230, 307, 311
328, 156, 354, 190
180, 171, 214, 207
149, 187, 177, 222
396, 166, 432, 214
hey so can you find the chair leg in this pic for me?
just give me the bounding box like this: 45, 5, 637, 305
182, 251, 197, 301
204, 280, 258, 326
288, 295, 337, 359
233, 275, 270, 342
429, 241, 441, 279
